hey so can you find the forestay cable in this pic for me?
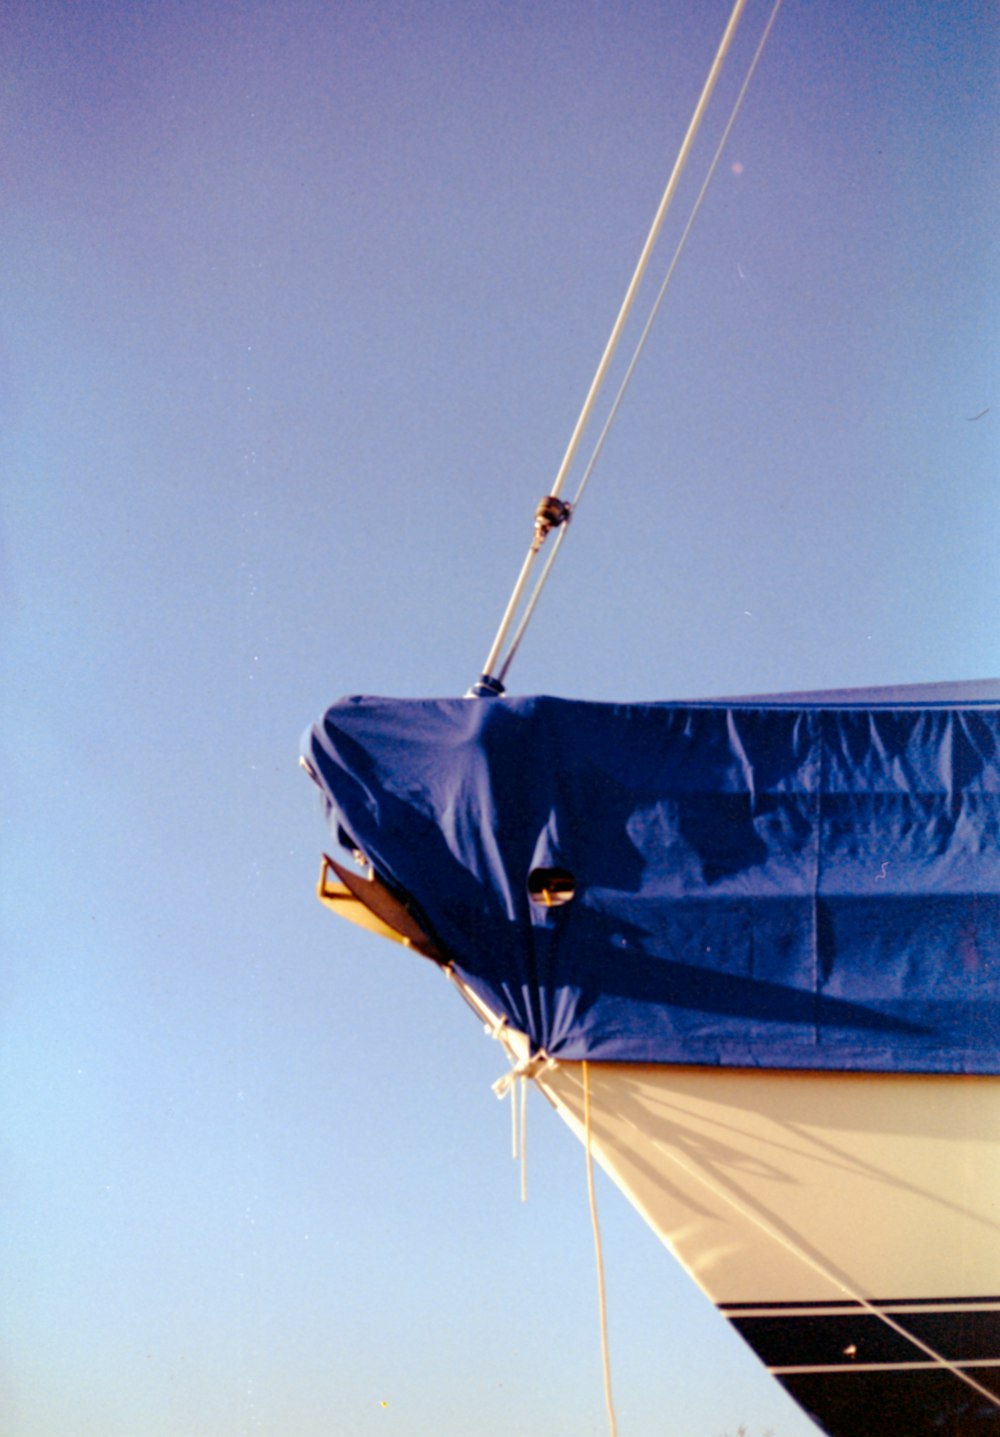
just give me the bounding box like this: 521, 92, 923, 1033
471, 0, 750, 697
496, 0, 785, 687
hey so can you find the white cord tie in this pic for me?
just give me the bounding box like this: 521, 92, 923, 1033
492, 1053, 557, 1203
491, 1051, 554, 1099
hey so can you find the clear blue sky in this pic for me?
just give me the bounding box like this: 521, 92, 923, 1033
3, 2, 997, 1434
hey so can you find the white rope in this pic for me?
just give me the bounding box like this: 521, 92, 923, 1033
493, 1051, 557, 1202
491, 1051, 554, 1096
584, 1061, 619, 1437
504, 1074, 527, 1202
477, 0, 750, 687
520, 1075, 528, 1204
496, 0, 785, 687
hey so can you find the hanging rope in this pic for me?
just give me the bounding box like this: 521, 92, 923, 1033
520, 1074, 528, 1203
496, 0, 785, 687
493, 1047, 558, 1202
584, 1061, 620, 1437
471, 0, 754, 697
500, 1073, 530, 1200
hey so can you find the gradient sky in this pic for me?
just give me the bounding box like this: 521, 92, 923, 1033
3, 2, 998, 1434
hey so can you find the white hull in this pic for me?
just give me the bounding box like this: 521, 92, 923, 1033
536, 1061, 1000, 1307
477, 997, 1000, 1436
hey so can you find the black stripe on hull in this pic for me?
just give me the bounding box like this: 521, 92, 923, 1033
730, 1310, 1000, 1369
778, 1366, 1000, 1437
724, 1300, 1000, 1437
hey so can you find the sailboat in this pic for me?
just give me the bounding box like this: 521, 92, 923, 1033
300, 5, 1000, 1434
302, 684, 1000, 1437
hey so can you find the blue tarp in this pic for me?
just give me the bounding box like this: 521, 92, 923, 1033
302, 684, 1000, 1072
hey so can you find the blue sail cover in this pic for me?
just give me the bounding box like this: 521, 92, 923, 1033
302, 684, 1000, 1073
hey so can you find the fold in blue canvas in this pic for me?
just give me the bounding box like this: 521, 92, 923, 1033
302, 683, 1000, 1072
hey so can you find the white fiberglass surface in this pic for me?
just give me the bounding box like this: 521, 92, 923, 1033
535, 1062, 1000, 1306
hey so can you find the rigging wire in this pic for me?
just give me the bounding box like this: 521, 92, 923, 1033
471, 0, 751, 697
496, 0, 785, 688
